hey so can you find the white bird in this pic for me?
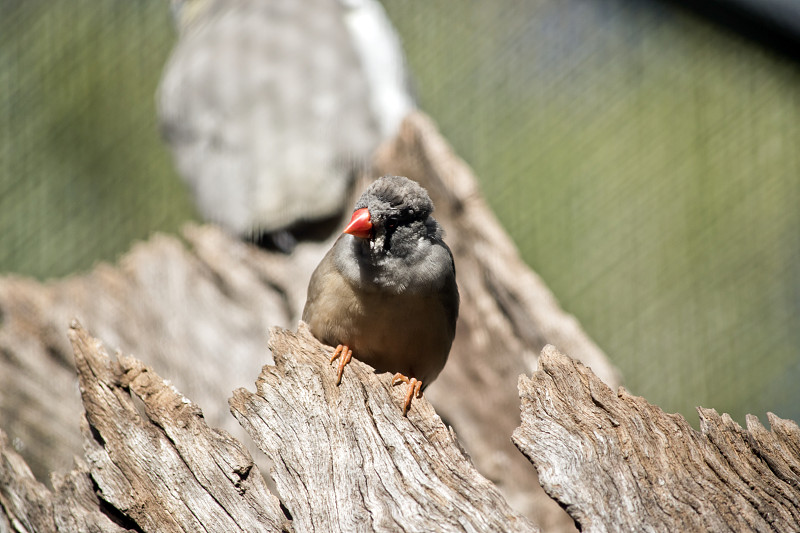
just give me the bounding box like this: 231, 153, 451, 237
158, 0, 414, 250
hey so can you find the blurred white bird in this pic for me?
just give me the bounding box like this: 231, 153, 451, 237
158, 0, 414, 250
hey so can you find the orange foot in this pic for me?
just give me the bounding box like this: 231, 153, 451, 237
392, 373, 423, 416
330, 344, 353, 385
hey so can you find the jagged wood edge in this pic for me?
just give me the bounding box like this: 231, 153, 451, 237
229, 323, 538, 533
70, 320, 291, 533
0, 434, 134, 533
512, 344, 800, 533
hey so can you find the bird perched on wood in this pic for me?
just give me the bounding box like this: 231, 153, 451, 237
158, 0, 414, 250
303, 176, 459, 415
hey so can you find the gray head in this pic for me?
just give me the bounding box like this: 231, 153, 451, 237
354, 175, 434, 222
346, 176, 439, 255
337, 175, 450, 292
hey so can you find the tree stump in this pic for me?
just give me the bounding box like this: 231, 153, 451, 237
1, 111, 617, 531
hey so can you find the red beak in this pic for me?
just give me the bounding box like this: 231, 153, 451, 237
343, 207, 373, 239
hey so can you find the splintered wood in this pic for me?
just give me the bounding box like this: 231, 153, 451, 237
513, 345, 800, 533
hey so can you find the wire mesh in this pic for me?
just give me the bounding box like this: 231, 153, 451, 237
1, 0, 798, 425
382, 0, 800, 425
0, 0, 195, 280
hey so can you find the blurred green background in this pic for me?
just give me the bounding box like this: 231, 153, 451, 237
0, 1, 195, 278
1, 0, 798, 426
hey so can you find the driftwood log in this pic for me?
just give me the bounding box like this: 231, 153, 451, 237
0, 112, 618, 531
513, 346, 800, 533
3, 324, 798, 531
1, 321, 535, 533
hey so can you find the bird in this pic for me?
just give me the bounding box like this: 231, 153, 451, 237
158, 0, 414, 251
302, 176, 459, 415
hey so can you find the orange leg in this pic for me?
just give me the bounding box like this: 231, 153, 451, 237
329, 344, 353, 385
392, 373, 423, 416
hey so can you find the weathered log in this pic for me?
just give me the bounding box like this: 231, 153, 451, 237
3, 322, 536, 532
2, 322, 293, 533
1, 321, 291, 533
70, 321, 290, 533
512, 345, 800, 533
230, 323, 536, 533
0, 111, 617, 531
4, 325, 799, 531
2, 431, 136, 533
0, 230, 313, 487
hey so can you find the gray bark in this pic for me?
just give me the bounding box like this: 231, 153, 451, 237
2, 321, 291, 533
230, 324, 536, 533
1, 439, 130, 533
2, 309, 798, 531
3, 322, 535, 532
513, 344, 800, 533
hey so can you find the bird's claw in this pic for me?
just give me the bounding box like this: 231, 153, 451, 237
330, 344, 353, 385
392, 373, 423, 416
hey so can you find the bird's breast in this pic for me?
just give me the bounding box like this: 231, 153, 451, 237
305, 271, 454, 384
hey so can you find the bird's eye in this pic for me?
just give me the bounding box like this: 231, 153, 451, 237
386, 218, 398, 230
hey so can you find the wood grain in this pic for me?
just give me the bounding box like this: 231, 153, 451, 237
513, 344, 800, 533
